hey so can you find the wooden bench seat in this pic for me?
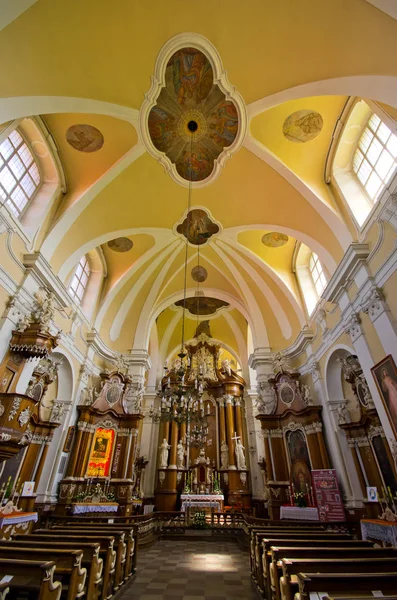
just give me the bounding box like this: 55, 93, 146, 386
10, 538, 102, 600
61, 522, 137, 578
0, 583, 9, 600
282, 558, 397, 600
51, 527, 126, 592
33, 531, 116, 600
0, 546, 85, 600
0, 559, 62, 600
295, 572, 397, 600
258, 538, 371, 598
270, 546, 397, 600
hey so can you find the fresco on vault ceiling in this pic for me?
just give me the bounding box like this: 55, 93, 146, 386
283, 110, 323, 143
66, 124, 104, 152
262, 232, 289, 247
176, 208, 219, 245
148, 47, 239, 182
175, 297, 229, 316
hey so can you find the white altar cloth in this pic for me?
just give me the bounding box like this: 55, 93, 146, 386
71, 503, 118, 515
0, 512, 38, 527
180, 494, 224, 513
280, 506, 319, 521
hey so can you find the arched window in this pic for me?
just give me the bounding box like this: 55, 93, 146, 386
295, 244, 327, 316
68, 256, 91, 304
0, 129, 41, 218
309, 252, 327, 297
353, 113, 397, 203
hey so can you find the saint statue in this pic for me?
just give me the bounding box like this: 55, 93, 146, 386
221, 359, 232, 376
159, 438, 171, 468
338, 401, 351, 425
235, 438, 246, 470
176, 440, 185, 469
221, 440, 229, 470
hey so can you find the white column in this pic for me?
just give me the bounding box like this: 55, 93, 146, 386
140, 391, 160, 498
362, 287, 397, 363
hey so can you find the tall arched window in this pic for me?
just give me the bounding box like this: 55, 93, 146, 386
68, 256, 91, 304
296, 244, 327, 316
353, 113, 397, 203
309, 252, 327, 297
0, 129, 41, 218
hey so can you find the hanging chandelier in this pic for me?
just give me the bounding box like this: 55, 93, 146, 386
150, 126, 208, 442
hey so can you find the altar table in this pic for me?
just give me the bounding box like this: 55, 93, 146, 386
280, 506, 319, 521
361, 518, 397, 547
181, 494, 224, 513
71, 502, 118, 515
0, 511, 38, 528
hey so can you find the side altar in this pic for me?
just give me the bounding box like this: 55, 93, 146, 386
56, 368, 144, 516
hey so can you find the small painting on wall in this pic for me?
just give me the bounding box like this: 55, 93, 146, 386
371, 355, 397, 438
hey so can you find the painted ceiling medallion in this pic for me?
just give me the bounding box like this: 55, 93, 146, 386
66, 124, 104, 152
191, 265, 208, 282
107, 237, 133, 252
262, 232, 289, 248
177, 208, 219, 245
283, 110, 323, 143
175, 297, 229, 316
141, 34, 246, 186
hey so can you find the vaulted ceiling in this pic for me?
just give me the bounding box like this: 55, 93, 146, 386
2, 0, 397, 370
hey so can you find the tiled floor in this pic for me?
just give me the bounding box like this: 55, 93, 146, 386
120, 537, 257, 600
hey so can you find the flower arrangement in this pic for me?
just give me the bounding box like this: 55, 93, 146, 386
294, 490, 307, 508
106, 491, 116, 502
192, 511, 207, 529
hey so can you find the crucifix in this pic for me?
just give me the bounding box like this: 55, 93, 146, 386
231, 432, 241, 444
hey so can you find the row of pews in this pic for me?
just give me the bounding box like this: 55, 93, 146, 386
249, 520, 397, 600
0, 519, 138, 600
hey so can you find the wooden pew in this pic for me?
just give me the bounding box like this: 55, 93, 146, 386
0, 583, 9, 600
61, 522, 137, 579
251, 530, 351, 593
33, 531, 116, 600
0, 546, 86, 600
51, 527, 126, 592
11, 538, 103, 600
0, 559, 62, 600
258, 537, 371, 599
282, 558, 397, 600
295, 572, 397, 600
270, 546, 397, 600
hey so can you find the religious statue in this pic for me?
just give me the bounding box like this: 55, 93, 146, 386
272, 351, 291, 375
221, 359, 232, 376
235, 438, 246, 470
221, 440, 229, 469
256, 380, 277, 415
32, 289, 57, 333
123, 381, 144, 413
301, 384, 314, 406
176, 440, 185, 469
16, 312, 32, 332
50, 401, 66, 423
159, 438, 171, 468
338, 401, 351, 425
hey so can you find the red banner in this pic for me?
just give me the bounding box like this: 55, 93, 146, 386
312, 469, 345, 522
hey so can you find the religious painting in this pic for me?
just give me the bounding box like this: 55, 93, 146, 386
371, 435, 397, 493
261, 232, 289, 248
283, 110, 323, 143
371, 355, 397, 437
287, 429, 311, 470
291, 459, 312, 495
176, 209, 219, 245
66, 124, 104, 153
147, 47, 239, 183
63, 426, 75, 453
107, 237, 133, 252
86, 427, 115, 478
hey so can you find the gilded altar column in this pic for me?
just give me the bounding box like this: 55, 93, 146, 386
64, 425, 85, 478
219, 398, 226, 443
225, 394, 236, 468
75, 426, 95, 477
126, 428, 139, 479
234, 396, 244, 443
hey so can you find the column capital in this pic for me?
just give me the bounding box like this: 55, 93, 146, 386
308, 359, 321, 382
361, 287, 386, 322
344, 313, 363, 343
248, 347, 273, 372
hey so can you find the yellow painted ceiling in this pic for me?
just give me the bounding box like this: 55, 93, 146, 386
1, 0, 397, 363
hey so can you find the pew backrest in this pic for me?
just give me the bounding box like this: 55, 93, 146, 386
0, 559, 62, 600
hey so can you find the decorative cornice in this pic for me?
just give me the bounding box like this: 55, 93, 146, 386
323, 243, 370, 305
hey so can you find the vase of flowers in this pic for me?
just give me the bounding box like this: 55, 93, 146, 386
294, 490, 307, 508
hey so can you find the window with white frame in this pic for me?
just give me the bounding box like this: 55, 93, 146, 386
353, 113, 397, 203
309, 252, 327, 297
68, 256, 91, 304
0, 129, 41, 218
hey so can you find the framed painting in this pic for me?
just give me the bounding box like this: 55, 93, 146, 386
371, 355, 397, 438
63, 426, 75, 453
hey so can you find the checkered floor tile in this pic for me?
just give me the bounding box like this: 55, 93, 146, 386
120, 538, 257, 599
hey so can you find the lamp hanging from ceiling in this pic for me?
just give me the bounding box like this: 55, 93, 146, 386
150, 127, 208, 447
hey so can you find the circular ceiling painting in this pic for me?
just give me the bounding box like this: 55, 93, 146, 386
191, 265, 208, 282
107, 237, 133, 252
66, 124, 104, 153
283, 110, 323, 143
148, 47, 239, 182
262, 232, 289, 247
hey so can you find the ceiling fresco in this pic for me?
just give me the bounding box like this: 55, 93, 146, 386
176, 209, 219, 245
148, 47, 239, 182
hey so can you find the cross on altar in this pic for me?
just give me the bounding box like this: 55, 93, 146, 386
231, 432, 241, 444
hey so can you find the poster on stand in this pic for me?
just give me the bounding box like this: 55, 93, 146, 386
312, 469, 345, 522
